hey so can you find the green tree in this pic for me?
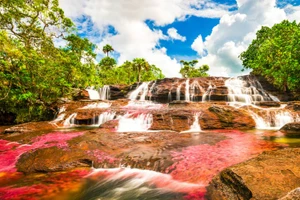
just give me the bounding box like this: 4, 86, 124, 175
102, 44, 114, 57
179, 60, 209, 78
240, 20, 300, 93
0, 0, 98, 123
132, 58, 150, 82
99, 57, 117, 70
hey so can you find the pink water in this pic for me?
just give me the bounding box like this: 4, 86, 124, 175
0, 129, 290, 200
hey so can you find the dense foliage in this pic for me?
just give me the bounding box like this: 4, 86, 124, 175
98, 56, 165, 85
0, 0, 165, 123
0, 0, 99, 123
179, 60, 209, 78
240, 20, 300, 94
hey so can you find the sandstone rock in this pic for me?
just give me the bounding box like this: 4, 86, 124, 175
279, 188, 300, 200
286, 101, 300, 111
206, 148, 300, 200
280, 122, 300, 136
254, 101, 281, 107
4, 122, 57, 134
16, 147, 94, 173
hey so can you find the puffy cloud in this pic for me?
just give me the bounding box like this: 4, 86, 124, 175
167, 28, 186, 42
193, 0, 298, 77
191, 35, 205, 56
59, 0, 231, 77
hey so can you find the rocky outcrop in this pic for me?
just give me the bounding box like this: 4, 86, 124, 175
280, 122, 300, 136
279, 188, 300, 200
206, 148, 300, 200
4, 122, 57, 134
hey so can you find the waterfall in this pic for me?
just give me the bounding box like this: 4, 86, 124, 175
129, 82, 151, 101
225, 77, 275, 105
190, 81, 205, 102
176, 84, 182, 101
99, 85, 110, 100
63, 113, 77, 127
86, 89, 100, 100
148, 81, 156, 101
86, 85, 110, 100
93, 112, 116, 127
249, 108, 300, 130
180, 113, 202, 133
168, 91, 172, 102
62, 112, 115, 127
80, 102, 111, 109
202, 84, 214, 102
185, 79, 190, 101
117, 113, 153, 132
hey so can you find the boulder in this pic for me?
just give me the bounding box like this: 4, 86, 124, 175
206, 148, 300, 200
16, 147, 94, 173
280, 122, 300, 137
279, 188, 300, 200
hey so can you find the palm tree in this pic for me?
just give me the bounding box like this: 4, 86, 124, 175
102, 44, 114, 57
132, 58, 150, 83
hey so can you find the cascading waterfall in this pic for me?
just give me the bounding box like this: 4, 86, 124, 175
249, 108, 300, 130
180, 113, 202, 133
148, 81, 156, 101
185, 79, 190, 101
202, 83, 215, 102
176, 83, 182, 100
63, 113, 77, 127
86, 85, 110, 100
117, 113, 153, 132
225, 77, 274, 105
99, 85, 110, 100
86, 88, 100, 100
78, 168, 203, 200
62, 112, 115, 127
190, 81, 205, 102
129, 82, 151, 101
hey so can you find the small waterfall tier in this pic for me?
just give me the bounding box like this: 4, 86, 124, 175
180, 113, 202, 133
249, 106, 300, 130
129, 81, 156, 101
117, 113, 153, 132
86, 85, 110, 100
225, 76, 278, 105
62, 112, 116, 128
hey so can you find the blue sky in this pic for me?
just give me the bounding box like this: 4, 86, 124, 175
59, 0, 300, 77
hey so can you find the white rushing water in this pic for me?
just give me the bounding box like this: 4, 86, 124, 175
185, 79, 190, 101
117, 113, 153, 132
250, 109, 299, 130
225, 77, 274, 105
78, 168, 203, 200
86, 85, 110, 100
180, 113, 202, 133
129, 82, 151, 101
202, 83, 215, 102
62, 112, 115, 128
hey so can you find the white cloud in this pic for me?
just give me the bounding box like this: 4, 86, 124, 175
191, 35, 205, 56
193, 0, 299, 77
167, 28, 186, 42
59, 0, 231, 77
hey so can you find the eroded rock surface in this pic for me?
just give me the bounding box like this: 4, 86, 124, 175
280, 122, 300, 136
206, 148, 300, 200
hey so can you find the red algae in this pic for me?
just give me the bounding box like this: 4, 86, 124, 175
167, 130, 285, 185
0, 168, 91, 200
0, 132, 84, 172
87, 149, 119, 164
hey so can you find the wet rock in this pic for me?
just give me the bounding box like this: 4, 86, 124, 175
279, 188, 300, 200
206, 105, 255, 129
206, 148, 300, 200
17, 147, 94, 173
4, 122, 57, 134
286, 101, 300, 111
254, 101, 281, 107
280, 122, 300, 136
